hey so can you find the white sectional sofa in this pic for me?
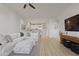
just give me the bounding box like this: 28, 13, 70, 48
0, 31, 40, 56
0, 33, 21, 56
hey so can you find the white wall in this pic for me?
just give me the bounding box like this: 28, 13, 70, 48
47, 19, 60, 39
0, 4, 21, 35
58, 4, 79, 36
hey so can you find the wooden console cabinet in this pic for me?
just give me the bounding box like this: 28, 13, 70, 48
60, 34, 79, 44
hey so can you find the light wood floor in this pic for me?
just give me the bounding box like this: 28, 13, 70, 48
10, 36, 78, 56
31, 36, 78, 56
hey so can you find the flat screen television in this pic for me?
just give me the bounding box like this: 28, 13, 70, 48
65, 14, 79, 31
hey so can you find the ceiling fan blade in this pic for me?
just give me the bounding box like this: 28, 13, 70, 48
29, 3, 36, 9
23, 4, 27, 8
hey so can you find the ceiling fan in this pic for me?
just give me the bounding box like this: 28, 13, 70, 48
23, 3, 36, 9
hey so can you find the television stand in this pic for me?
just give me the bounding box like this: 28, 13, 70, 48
60, 34, 79, 44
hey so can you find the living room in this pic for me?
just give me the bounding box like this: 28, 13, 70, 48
0, 1, 79, 57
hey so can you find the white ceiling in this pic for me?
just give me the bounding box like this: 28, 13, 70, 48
3, 3, 72, 19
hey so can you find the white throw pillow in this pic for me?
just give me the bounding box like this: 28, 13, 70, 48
4, 35, 13, 42
0, 34, 8, 45
0, 34, 4, 40
9, 33, 20, 39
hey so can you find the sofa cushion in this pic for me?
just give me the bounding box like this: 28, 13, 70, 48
0, 34, 8, 45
